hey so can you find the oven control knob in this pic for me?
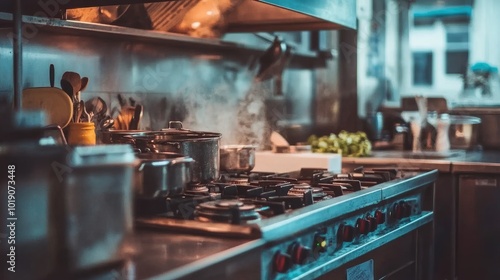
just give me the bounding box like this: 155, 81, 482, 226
392, 203, 402, 220
273, 251, 292, 273
312, 234, 327, 257
366, 215, 378, 231
289, 242, 311, 264
400, 201, 412, 217
336, 224, 345, 247
375, 210, 386, 224
356, 218, 370, 235
342, 225, 355, 242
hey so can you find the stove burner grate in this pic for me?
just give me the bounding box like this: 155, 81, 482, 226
194, 200, 261, 224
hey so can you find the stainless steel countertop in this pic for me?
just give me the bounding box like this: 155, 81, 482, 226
86, 230, 263, 280
343, 150, 500, 173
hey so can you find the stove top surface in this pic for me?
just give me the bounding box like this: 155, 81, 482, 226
135, 167, 433, 238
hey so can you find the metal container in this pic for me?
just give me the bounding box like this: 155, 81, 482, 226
220, 145, 256, 173
135, 152, 194, 198
135, 121, 221, 183
449, 108, 500, 150
448, 115, 481, 149
0, 143, 136, 279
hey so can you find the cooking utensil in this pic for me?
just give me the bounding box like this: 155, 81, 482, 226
80, 77, 89, 92
49, 64, 55, 87
115, 106, 135, 130
85, 97, 107, 121
134, 152, 194, 198
129, 104, 143, 130
99, 116, 115, 130
62, 71, 82, 100
61, 79, 75, 102
256, 36, 291, 82
117, 93, 127, 108
79, 100, 90, 123
73, 101, 82, 123
220, 145, 256, 173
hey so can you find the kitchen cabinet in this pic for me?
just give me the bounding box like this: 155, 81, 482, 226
457, 174, 500, 280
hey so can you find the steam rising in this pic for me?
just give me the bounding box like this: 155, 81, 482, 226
179, 62, 272, 148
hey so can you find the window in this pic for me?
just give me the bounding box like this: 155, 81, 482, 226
446, 50, 469, 74
445, 26, 469, 74
413, 52, 433, 86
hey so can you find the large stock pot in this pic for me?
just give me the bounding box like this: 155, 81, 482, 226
100, 122, 221, 182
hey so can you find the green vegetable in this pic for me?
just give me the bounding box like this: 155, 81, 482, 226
307, 131, 372, 157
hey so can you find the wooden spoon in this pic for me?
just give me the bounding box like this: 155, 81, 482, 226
62, 71, 81, 101
80, 77, 89, 92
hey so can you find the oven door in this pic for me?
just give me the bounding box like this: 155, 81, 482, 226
317, 222, 434, 280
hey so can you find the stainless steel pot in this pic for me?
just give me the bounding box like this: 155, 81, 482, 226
134, 121, 221, 183
220, 145, 256, 173
135, 152, 194, 198
448, 115, 481, 149
99, 129, 155, 145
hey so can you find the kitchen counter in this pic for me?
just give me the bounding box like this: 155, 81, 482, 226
85, 230, 263, 280
343, 150, 500, 173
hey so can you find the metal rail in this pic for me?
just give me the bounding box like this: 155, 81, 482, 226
13, 0, 22, 110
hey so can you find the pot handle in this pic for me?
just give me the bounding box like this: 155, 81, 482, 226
150, 140, 181, 150
171, 157, 195, 166
169, 121, 183, 129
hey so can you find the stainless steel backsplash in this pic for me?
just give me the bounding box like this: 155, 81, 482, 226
0, 28, 316, 148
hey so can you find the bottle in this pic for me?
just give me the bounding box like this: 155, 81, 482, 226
67, 122, 96, 145
419, 111, 437, 151
420, 125, 436, 150
435, 114, 451, 152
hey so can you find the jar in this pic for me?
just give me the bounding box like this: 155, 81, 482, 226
67, 122, 96, 145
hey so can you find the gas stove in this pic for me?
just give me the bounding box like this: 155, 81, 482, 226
134, 166, 438, 279
135, 167, 413, 233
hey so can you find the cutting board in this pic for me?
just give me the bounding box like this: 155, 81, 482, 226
254, 151, 342, 173
22, 87, 73, 128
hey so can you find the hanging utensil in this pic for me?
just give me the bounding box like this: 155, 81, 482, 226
256, 36, 289, 81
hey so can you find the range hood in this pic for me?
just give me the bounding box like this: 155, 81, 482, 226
0, 0, 356, 32
225, 0, 357, 31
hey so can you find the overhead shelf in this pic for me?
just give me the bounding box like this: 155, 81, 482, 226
0, 0, 174, 11
0, 12, 329, 68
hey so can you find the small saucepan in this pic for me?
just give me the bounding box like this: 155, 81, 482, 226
134, 152, 194, 198
220, 145, 256, 173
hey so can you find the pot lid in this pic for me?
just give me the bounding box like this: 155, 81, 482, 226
159, 121, 221, 138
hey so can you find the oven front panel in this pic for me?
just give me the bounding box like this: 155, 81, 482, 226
261, 191, 433, 280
